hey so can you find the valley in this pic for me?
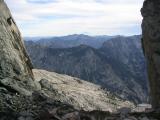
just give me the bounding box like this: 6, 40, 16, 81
25, 35, 149, 104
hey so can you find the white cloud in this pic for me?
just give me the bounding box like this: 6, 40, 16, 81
5, 0, 144, 36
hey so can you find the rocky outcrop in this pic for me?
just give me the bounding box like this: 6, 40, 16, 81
0, 0, 41, 99
0, 0, 33, 81
141, 0, 160, 109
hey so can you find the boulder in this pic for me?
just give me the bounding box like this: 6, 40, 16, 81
0, 78, 32, 96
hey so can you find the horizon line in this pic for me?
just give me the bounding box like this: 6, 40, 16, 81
23, 33, 142, 38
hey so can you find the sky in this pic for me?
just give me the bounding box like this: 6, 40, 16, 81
5, 0, 144, 37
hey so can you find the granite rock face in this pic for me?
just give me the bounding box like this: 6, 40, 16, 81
33, 69, 134, 112
0, 0, 33, 81
141, 0, 160, 109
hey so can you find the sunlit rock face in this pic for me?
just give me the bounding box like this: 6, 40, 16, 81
0, 0, 33, 81
141, 0, 160, 109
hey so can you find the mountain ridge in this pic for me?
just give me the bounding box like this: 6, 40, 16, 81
24, 34, 124, 48
25, 35, 148, 104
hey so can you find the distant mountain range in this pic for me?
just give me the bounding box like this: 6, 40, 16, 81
24, 34, 118, 48
25, 34, 149, 104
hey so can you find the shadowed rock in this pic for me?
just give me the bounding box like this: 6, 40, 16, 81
141, 0, 160, 109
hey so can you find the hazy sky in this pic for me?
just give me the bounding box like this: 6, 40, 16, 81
5, 0, 144, 37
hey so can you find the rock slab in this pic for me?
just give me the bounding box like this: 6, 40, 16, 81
0, 0, 33, 81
